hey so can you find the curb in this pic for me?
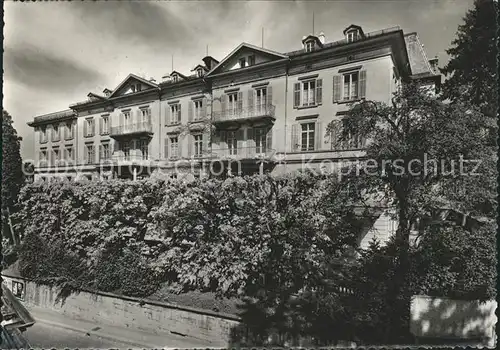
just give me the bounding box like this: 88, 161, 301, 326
32, 316, 171, 348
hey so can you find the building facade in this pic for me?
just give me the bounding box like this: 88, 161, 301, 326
28, 25, 440, 182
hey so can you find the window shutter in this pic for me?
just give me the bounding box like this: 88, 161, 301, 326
220, 130, 227, 147
119, 113, 124, 127
114, 140, 120, 153
99, 145, 103, 161
92, 119, 96, 136
221, 94, 228, 112
236, 129, 244, 150
84, 120, 88, 137
291, 124, 299, 152
165, 106, 170, 125
330, 125, 337, 150
188, 101, 194, 122
293, 83, 300, 107
316, 79, 323, 105
164, 138, 169, 159
187, 134, 193, 157
267, 85, 273, 106
315, 121, 322, 151
359, 70, 367, 99
84, 146, 88, 163
237, 91, 243, 112
38, 128, 42, 143
203, 97, 208, 118
99, 117, 103, 135
247, 127, 254, 142
204, 131, 210, 155
178, 104, 182, 123
147, 109, 152, 124
266, 127, 273, 151
248, 89, 255, 111
333, 75, 341, 102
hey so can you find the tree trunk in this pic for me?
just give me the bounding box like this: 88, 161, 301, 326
5, 207, 19, 246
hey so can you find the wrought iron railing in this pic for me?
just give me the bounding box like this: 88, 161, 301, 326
213, 104, 275, 122
110, 122, 153, 136
212, 146, 275, 160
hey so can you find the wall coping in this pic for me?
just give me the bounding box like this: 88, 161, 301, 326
2, 273, 242, 322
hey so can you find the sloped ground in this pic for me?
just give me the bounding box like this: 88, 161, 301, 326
148, 283, 243, 316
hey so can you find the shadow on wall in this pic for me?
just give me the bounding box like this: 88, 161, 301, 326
410, 295, 497, 347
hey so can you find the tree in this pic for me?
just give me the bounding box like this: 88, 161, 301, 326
327, 81, 495, 342
2, 110, 24, 244
440, 0, 498, 118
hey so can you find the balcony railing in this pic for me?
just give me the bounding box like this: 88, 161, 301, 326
110, 122, 153, 137
212, 146, 276, 160
110, 154, 150, 163
213, 104, 275, 123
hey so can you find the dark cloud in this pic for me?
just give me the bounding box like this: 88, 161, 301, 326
4, 45, 103, 92
70, 1, 193, 46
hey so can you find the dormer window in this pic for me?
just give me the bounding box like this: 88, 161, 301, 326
346, 30, 358, 43
197, 68, 204, 78
239, 57, 246, 68
305, 40, 314, 53
172, 75, 178, 83
248, 55, 255, 66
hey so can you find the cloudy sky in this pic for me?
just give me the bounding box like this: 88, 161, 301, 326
4, 0, 474, 160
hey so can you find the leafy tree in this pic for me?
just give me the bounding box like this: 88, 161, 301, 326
2, 109, 24, 244
327, 81, 495, 342
440, 0, 498, 118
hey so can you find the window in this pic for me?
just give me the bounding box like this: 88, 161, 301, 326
197, 68, 204, 78
52, 148, 60, 166
40, 127, 48, 143
255, 88, 268, 110
100, 115, 109, 135
239, 57, 246, 68
40, 149, 48, 166
343, 72, 359, 101
121, 141, 130, 160
254, 127, 267, 154
305, 40, 314, 52
301, 123, 315, 151
65, 122, 75, 140
66, 146, 74, 162
302, 80, 316, 106
140, 108, 151, 123
100, 143, 111, 160
228, 93, 239, 113
138, 139, 149, 160
85, 144, 95, 164
194, 100, 203, 120
226, 131, 238, 155
346, 30, 358, 43
52, 124, 60, 141
170, 104, 181, 124
193, 134, 203, 157
248, 55, 255, 66
170, 136, 179, 158
85, 118, 95, 137
123, 111, 131, 125
172, 75, 179, 83
136, 83, 142, 92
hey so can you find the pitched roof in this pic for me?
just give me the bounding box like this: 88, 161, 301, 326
205, 42, 288, 76
28, 109, 76, 126
107, 73, 159, 98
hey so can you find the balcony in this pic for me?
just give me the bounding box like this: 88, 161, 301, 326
110, 122, 153, 138
213, 104, 276, 126
104, 154, 152, 166
212, 146, 276, 161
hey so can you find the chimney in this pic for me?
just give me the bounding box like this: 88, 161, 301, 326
428, 56, 439, 74
318, 32, 326, 45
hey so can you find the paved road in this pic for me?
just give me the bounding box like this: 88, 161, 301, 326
23, 322, 138, 349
